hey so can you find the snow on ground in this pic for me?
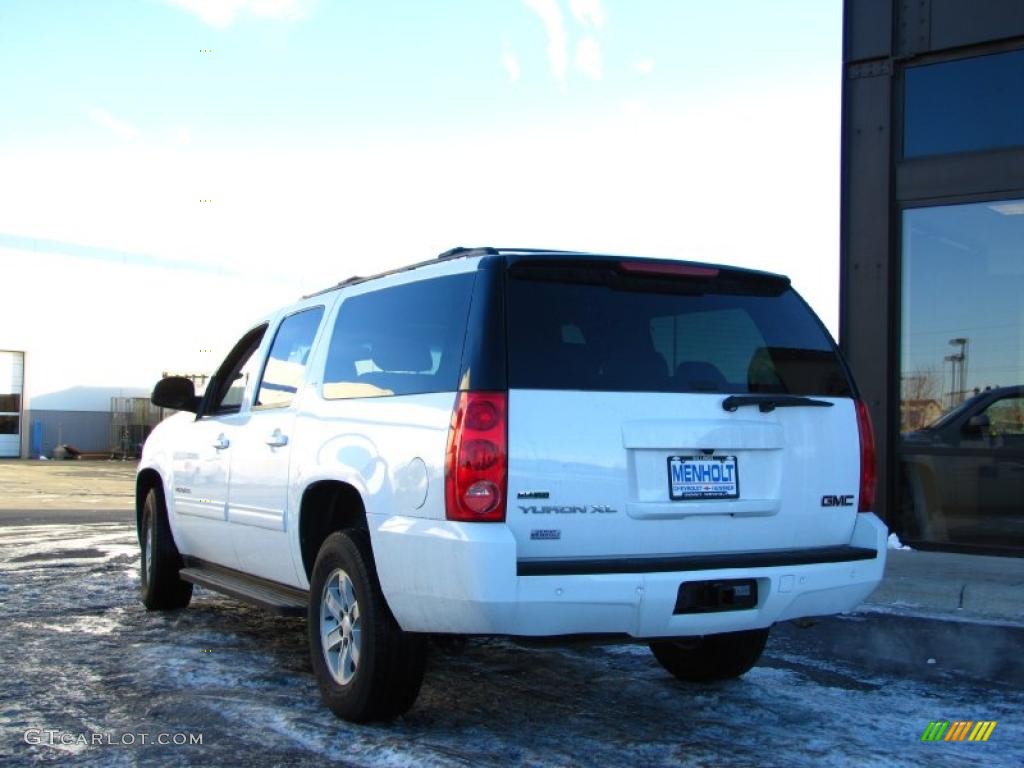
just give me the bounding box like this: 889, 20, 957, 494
888, 533, 914, 551
1, 522, 1022, 767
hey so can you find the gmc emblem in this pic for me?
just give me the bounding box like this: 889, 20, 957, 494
821, 494, 854, 507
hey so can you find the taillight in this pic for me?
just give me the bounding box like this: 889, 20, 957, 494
445, 392, 507, 522
855, 400, 876, 512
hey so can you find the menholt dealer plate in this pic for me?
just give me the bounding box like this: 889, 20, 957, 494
668, 455, 739, 500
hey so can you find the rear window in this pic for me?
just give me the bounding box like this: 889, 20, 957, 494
506, 265, 851, 397
322, 273, 475, 399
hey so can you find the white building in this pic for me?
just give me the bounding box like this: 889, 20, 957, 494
0, 350, 24, 457
1, 242, 304, 458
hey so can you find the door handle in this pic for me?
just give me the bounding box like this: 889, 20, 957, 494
266, 429, 289, 448
212, 435, 230, 450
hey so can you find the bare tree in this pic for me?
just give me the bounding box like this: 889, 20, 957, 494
900, 367, 942, 431
901, 367, 940, 403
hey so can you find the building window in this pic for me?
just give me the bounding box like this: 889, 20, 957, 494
0, 351, 23, 457
903, 48, 1024, 158
898, 199, 1024, 551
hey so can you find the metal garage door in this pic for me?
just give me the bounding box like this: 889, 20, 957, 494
0, 351, 24, 457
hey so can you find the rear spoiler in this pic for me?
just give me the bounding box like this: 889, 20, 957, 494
506, 256, 791, 297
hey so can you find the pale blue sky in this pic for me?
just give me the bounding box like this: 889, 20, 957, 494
1, 1, 839, 149
0, 0, 843, 399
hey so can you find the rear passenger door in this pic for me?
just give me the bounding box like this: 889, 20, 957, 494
227, 304, 325, 585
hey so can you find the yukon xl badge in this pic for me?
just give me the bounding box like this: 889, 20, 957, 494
821, 494, 854, 507
519, 505, 618, 515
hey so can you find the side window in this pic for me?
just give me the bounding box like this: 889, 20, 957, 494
255, 307, 325, 408
207, 325, 267, 415
322, 274, 475, 399
982, 396, 1024, 438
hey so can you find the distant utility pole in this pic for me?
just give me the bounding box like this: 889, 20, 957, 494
944, 337, 968, 408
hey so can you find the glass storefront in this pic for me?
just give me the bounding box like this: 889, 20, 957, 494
898, 199, 1024, 551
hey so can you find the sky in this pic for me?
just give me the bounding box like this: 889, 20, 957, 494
0, 0, 843, 407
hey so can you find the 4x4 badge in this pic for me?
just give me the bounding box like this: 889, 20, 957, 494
530, 529, 561, 540
517, 490, 550, 499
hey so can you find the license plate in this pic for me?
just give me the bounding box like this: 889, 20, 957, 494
668, 455, 739, 500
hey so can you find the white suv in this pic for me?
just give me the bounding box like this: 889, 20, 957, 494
137, 247, 886, 722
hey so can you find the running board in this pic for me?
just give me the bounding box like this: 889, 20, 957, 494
180, 560, 308, 616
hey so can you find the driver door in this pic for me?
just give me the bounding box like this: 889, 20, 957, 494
170, 325, 267, 568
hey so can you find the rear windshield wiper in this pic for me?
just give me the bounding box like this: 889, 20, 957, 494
721, 395, 835, 413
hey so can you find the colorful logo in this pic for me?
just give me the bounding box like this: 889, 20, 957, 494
920, 721, 997, 742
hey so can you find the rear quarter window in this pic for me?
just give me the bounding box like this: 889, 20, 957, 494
322, 273, 475, 399
507, 268, 851, 397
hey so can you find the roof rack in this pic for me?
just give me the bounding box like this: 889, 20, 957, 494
433, 246, 591, 259
303, 246, 787, 299
482, 247, 589, 256
302, 246, 501, 299
436, 246, 499, 260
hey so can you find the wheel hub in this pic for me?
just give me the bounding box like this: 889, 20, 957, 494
320, 568, 362, 686
144, 514, 155, 584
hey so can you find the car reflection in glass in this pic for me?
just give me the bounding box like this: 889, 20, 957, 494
900, 385, 1024, 552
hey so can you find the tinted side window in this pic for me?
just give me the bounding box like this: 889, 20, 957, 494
256, 307, 324, 408
507, 276, 851, 397
323, 274, 475, 399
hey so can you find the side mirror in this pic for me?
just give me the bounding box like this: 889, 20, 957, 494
152, 376, 199, 413
962, 413, 990, 437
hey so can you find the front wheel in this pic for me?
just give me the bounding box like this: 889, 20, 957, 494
139, 487, 193, 610
649, 628, 769, 682
308, 530, 427, 722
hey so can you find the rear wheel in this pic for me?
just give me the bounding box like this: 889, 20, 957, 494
308, 530, 427, 722
139, 487, 193, 610
649, 628, 769, 682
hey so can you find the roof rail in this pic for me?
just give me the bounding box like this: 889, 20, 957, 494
484, 247, 587, 256
302, 247, 499, 299
436, 246, 500, 260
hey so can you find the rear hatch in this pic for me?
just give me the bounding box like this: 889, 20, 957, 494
504, 257, 861, 563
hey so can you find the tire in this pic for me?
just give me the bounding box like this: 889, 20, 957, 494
649, 628, 769, 682
308, 530, 427, 722
139, 487, 193, 610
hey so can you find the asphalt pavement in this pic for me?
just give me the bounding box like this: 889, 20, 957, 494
1, 515, 1021, 767
1, 462, 1021, 766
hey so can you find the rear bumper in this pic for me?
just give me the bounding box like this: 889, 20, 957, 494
371, 513, 888, 637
